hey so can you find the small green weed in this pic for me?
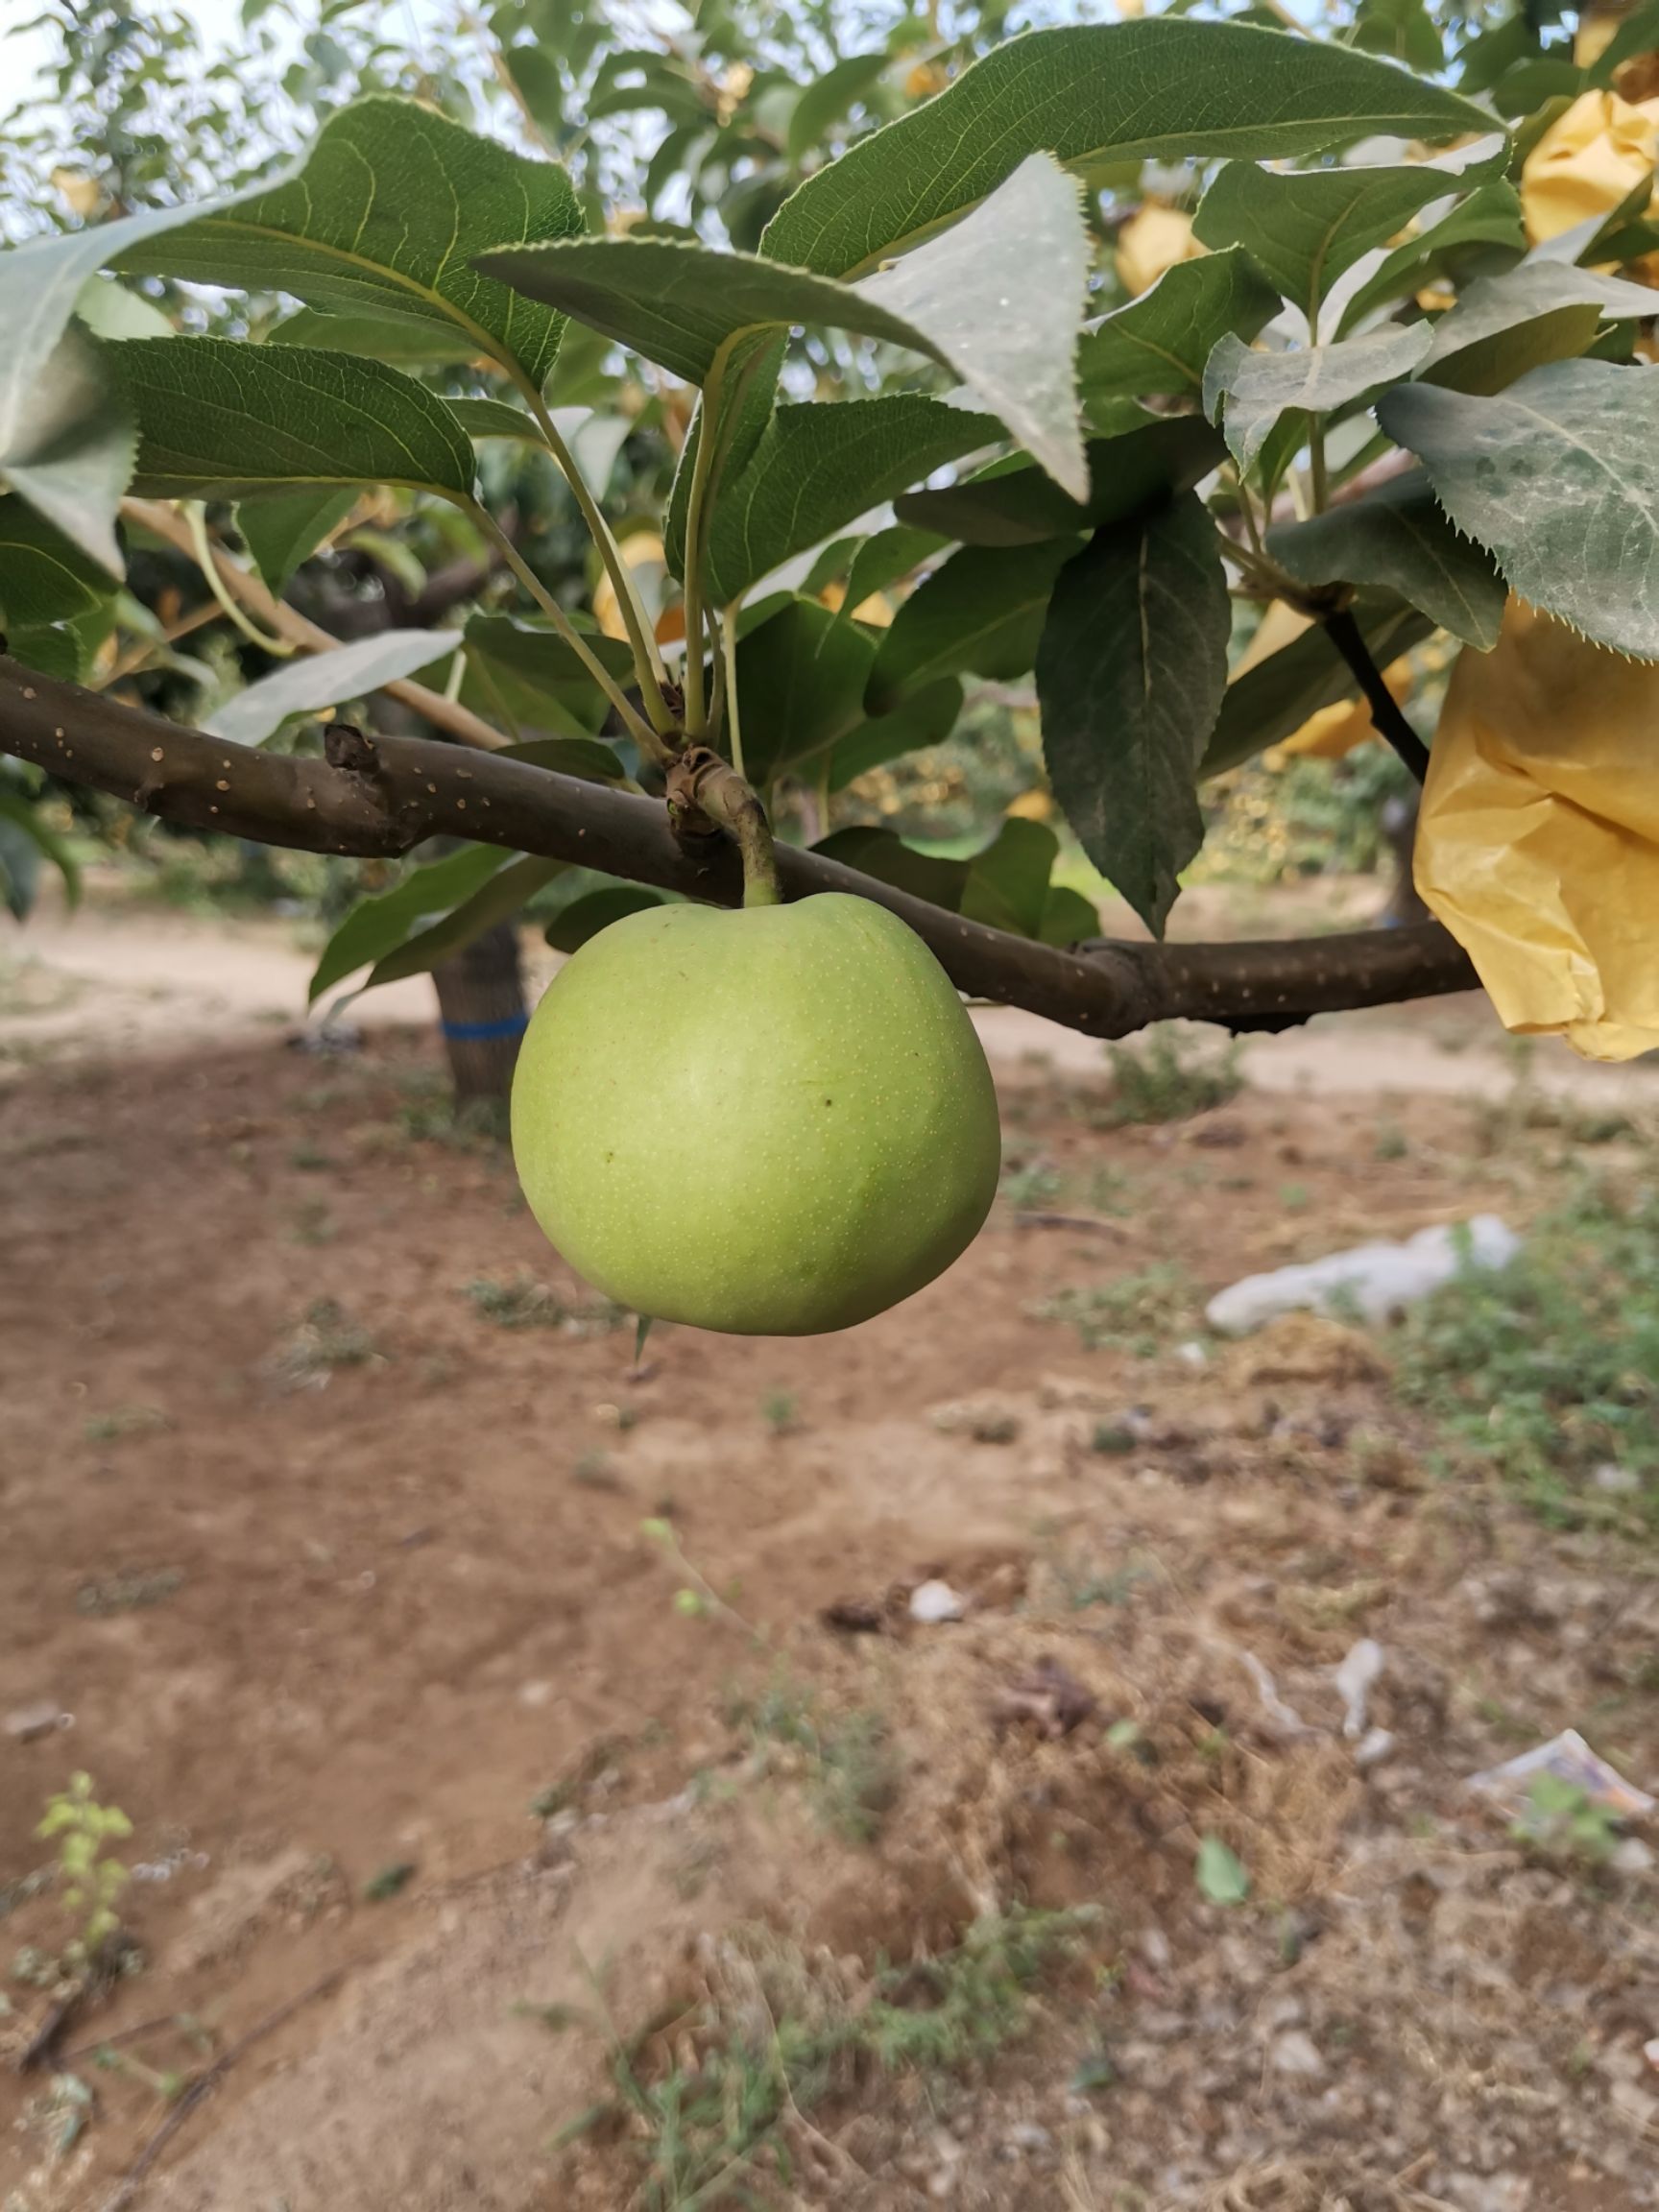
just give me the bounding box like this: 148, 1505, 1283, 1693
759, 1390, 800, 1436
76, 1567, 183, 1617
292, 1196, 337, 1245
1373, 1119, 1408, 1162
363, 1861, 417, 1901
1511, 1775, 1621, 1866
274, 1297, 379, 1387
1000, 1159, 1064, 1210
464, 1274, 628, 1334
564, 1906, 1098, 2209
83, 1406, 169, 1445
1031, 1264, 1197, 1357
36, 1774, 132, 1960
1394, 1189, 1659, 1524
726, 1671, 901, 1845
397, 1073, 511, 1152
1089, 1026, 1241, 1129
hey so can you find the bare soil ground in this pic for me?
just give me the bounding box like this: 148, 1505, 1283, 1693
2, 900, 1658, 2212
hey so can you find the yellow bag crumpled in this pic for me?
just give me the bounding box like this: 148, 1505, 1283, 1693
1114, 206, 1205, 299
1520, 88, 1659, 247
1416, 599, 1659, 1061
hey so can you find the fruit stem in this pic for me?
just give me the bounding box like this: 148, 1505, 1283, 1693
664, 744, 782, 908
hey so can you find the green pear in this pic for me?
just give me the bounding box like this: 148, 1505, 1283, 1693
511, 892, 1001, 1334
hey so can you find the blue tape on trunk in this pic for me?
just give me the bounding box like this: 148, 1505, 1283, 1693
441, 1013, 530, 1043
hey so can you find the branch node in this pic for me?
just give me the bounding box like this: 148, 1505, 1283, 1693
324, 723, 380, 775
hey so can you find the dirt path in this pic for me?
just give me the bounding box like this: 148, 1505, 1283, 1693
3, 999, 1656, 2211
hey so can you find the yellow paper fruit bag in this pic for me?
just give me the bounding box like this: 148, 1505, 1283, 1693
1114, 206, 1204, 299
1416, 599, 1659, 1061
1520, 88, 1659, 246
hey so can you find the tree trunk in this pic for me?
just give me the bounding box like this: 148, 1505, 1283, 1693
430, 921, 528, 1104
1380, 794, 1429, 927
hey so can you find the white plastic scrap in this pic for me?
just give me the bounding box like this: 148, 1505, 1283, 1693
1334, 1638, 1385, 1741
909, 1578, 969, 1624
1205, 1216, 1520, 1335
1466, 1729, 1656, 1820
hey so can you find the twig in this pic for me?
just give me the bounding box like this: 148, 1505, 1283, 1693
59, 2008, 201, 2068
100, 1970, 344, 2212
121, 500, 508, 753
1322, 608, 1432, 784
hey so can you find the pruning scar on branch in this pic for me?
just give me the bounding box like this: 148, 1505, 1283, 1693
1, 654, 1477, 1039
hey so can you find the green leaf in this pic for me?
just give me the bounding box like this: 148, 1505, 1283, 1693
761, 19, 1491, 277
1201, 593, 1433, 774
1423, 301, 1602, 396
7, 623, 90, 683
1338, 179, 1526, 332
813, 815, 1092, 942
1203, 325, 1432, 474
204, 630, 460, 745
1456, 13, 1543, 94
827, 677, 964, 791
1193, 158, 1474, 320
463, 613, 635, 742
269, 307, 492, 368
72, 276, 175, 343
1588, 0, 1659, 84
841, 527, 948, 615
814, 824, 970, 910
117, 97, 585, 386
786, 52, 892, 165
0, 201, 218, 574
544, 883, 665, 951
1491, 58, 1585, 118
1377, 360, 1659, 657
1, 324, 133, 580
1040, 883, 1100, 947
701, 397, 996, 604
445, 396, 543, 444
482, 153, 1093, 496
1036, 491, 1229, 936
0, 782, 81, 919
309, 842, 512, 1002
367, 854, 565, 989
1077, 249, 1282, 407
896, 415, 1224, 549
1266, 472, 1505, 649
1418, 261, 1659, 394
501, 43, 565, 139
239, 488, 357, 595
867, 539, 1078, 712
499, 735, 631, 781
108, 338, 477, 503
734, 598, 878, 783
960, 816, 1062, 937
1353, 0, 1443, 72
853, 151, 1091, 498
0, 496, 116, 627
1196, 1834, 1250, 1906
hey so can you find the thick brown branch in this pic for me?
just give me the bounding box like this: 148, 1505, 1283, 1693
0, 657, 1477, 1039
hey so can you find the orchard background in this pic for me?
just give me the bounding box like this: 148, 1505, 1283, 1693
4, 0, 1659, 2203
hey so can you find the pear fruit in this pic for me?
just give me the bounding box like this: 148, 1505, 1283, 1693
511, 893, 1000, 1334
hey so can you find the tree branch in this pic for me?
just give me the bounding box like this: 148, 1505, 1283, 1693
0, 655, 1477, 1039
1323, 608, 1432, 783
